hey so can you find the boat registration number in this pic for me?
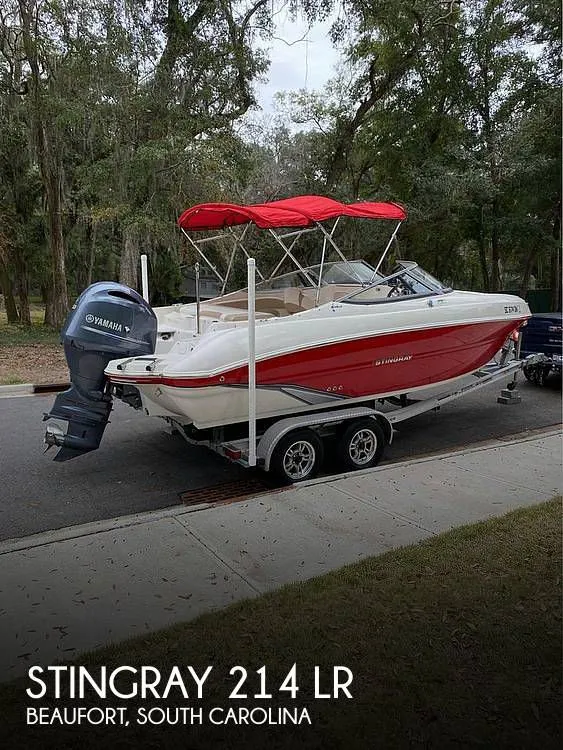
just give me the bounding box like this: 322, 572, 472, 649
504, 305, 520, 314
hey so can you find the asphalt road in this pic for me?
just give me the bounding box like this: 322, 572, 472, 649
0, 376, 560, 541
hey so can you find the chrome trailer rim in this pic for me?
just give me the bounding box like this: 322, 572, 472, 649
349, 428, 377, 465
283, 440, 317, 480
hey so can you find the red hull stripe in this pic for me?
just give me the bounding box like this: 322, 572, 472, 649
109, 320, 524, 397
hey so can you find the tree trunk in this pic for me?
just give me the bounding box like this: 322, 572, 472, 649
549, 246, 561, 311
15, 256, 31, 325
519, 244, 540, 297
42, 281, 55, 327
40, 124, 68, 328
550, 206, 561, 311
478, 208, 490, 291
119, 225, 140, 290
86, 220, 97, 287
490, 198, 501, 291
0, 264, 19, 323
18, 0, 69, 329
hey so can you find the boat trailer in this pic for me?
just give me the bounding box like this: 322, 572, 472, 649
168, 339, 538, 484
137, 251, 533, 484
146, 254, 535, 484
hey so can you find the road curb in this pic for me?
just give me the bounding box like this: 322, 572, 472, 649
0, 503, 217, 556
0, 382, 69, 398
297, 423, 563, 490
0, 383, 34, 396
1, 425, 560, 557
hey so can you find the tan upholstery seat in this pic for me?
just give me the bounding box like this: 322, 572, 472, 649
219, 309, 274, 322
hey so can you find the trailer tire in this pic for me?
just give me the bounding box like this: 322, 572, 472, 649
524, 363, 548, 386
337, 418, 385, 472
270, 428, 324, 484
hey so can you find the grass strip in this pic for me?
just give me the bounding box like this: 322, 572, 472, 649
0, 323, 60, 348
1, 498, 561, 749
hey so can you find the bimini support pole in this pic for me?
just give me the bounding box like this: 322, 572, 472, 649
371, 221, 402, 280
180, 227, 224, 285
140, 254, 149, 302
315, 217, 340, 306
195, 261, 201, 335
247, 258, 257, 467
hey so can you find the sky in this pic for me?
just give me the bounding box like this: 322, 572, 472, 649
253, 9, 339, 115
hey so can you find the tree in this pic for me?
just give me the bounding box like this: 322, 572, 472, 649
0, 0, 559, 318
281, 0, 559, 296
0, 11, 43, 324
0, 0, 278, 321
15, 0, 70, 326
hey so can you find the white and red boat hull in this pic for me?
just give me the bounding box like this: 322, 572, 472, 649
106, 291, 529, 428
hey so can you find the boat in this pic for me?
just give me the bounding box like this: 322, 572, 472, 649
44, 195, 531, 462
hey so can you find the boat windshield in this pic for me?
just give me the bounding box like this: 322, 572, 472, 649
343, 261, 450, 303
256, 261, 377, 291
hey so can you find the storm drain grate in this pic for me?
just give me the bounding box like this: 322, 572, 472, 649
179, 476, 277, 507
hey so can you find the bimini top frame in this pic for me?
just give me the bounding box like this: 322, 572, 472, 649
178, 195, 407, 300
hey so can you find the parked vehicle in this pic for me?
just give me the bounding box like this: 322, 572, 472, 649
520, 312, 562, 385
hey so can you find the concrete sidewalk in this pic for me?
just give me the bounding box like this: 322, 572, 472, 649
0, 429, 561, 681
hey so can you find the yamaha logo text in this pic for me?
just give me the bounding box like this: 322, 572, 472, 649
85, 314, 123, 332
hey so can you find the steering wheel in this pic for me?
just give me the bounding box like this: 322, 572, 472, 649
386, 283, 403, 298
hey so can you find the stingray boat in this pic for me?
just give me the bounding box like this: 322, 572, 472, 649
44, 195, 530, 463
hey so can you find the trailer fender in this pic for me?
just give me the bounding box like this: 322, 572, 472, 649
373, 413, 393, 445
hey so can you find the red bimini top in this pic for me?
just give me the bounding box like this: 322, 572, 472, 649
178, 195, 407, 231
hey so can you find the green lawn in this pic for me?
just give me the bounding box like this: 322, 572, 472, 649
2, 499, 561, 749
0, 374, 26, 385
0, 305, 65, 383
0, 325, 60, 348
0, 307, 59, 347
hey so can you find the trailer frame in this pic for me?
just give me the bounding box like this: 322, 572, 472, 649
161, 254, 537, 483
168, 351, 540, 484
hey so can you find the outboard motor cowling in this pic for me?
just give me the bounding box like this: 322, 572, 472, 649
44, 282, 157, 461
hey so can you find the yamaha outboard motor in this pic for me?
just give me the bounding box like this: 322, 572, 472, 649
44, 282, 157, 461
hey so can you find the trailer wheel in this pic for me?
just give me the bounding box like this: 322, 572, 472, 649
337, 418, 385, 471
270, 429, 324, 484
524, 363, 548, 386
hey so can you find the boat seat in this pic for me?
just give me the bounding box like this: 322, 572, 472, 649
282, 288, 303, 314
218, 309, 274, 322
192, 303, 274, 322
211, 292, 291, 318
254, 295, 292, 317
